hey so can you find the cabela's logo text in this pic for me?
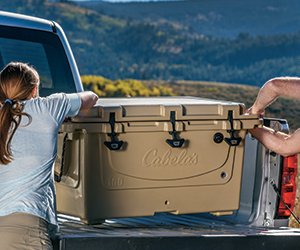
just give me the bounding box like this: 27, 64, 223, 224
142, 149, 198, 167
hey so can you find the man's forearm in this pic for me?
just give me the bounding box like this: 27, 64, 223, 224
252, 77, 300, 114
249, 126, 296, 157
251, 80, 278, 114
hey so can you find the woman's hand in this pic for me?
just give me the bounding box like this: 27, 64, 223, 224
78, 91, 98, 111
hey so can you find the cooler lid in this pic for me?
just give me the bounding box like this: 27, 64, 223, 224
71, 96, 258, 123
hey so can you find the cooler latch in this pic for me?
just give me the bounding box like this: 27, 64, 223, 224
225, 110, 242, 147
104, 113, 123, 150
166, 111, 185, 148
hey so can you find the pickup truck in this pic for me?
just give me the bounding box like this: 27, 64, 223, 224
1, 10, 300, 250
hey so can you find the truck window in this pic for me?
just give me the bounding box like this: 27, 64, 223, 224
0, 25, 76, 97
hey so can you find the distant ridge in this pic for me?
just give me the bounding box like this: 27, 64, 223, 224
79, 0, 300, 38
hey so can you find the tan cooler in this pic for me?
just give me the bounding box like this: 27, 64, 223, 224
54, 96, 261, 224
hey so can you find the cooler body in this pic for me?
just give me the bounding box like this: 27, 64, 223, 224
55, 97, 261, 224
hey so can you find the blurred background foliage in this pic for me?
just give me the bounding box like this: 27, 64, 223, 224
2, 0, 300, 87
81, 75, 175, 97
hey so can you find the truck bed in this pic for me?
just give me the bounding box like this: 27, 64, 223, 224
53, 213, 300, 250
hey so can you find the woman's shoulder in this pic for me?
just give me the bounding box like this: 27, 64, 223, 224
23, 93, 69, 113
27, 93, 68, 105
44, 93, 69, 102
24, 93, 80, 118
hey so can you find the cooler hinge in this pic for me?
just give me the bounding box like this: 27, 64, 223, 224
104, 113, 123, 150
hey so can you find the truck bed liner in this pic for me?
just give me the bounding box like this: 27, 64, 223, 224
53, 213, 300, 250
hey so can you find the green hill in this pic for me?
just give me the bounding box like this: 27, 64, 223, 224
2, 0, 300, 86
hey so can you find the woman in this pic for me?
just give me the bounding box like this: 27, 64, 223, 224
0, 62, 98, 249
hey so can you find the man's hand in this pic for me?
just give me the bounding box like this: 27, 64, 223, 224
246, 106, 265, 118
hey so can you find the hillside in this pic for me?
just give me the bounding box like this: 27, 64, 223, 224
1, 0, 300, 87
80, 0, 300, 38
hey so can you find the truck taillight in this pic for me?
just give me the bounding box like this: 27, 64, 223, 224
277, 155, 298, 217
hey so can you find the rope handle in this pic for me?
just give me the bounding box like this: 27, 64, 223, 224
55, 133, 68, 183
